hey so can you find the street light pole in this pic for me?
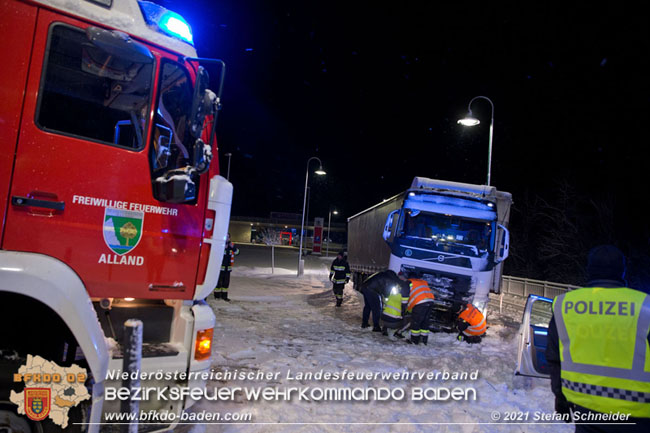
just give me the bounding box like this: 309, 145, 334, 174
298, 157, 326, 276
326, 209, 338, 257
224, 152, 232, 180
457, 96, 495, 186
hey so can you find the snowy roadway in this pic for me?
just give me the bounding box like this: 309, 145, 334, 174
184, 246, 571, 432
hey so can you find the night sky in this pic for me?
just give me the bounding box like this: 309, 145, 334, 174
159, 1, 648, 284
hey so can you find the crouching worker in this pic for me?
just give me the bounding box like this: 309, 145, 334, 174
381, 279, 410, 337
405, 278, 434, 345
360, 270, 402, 332
455, 303, 486, 344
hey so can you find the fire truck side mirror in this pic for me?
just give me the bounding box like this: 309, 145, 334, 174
192, 138, 212, 175
188, 67, 212, 139
86, 27, 153, 64
152, 168, 197, 203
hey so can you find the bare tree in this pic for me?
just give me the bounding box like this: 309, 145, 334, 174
261, 228, 281, 273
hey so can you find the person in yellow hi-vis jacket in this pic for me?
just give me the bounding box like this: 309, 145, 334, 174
380, 274, 410, 337
546, 245, 650, 432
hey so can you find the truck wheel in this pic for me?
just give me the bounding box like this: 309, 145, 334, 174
0, 400, 44, 433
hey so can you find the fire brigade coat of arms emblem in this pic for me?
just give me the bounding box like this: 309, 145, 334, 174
25, 388, 51, 421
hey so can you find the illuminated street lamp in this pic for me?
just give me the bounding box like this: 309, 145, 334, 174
326, 209, 338, 257
458, 95, 495, 185
298, 157, 326, 276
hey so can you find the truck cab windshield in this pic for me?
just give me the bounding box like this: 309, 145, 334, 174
399, 210, 493, 257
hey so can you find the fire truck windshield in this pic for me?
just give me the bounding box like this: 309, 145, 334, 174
37, 25, 153, 149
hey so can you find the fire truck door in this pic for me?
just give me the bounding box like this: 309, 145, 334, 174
3, 12, 202, 300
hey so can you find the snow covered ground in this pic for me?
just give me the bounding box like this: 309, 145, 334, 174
184, 259, 571, 433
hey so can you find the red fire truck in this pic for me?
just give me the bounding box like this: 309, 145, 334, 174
0, 0, 231, 430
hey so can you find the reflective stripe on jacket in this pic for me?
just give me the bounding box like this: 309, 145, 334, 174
330, 258, 351, 284
553, 287, 650, 418
407, 279, 434, 312
221, 244, 239, 271
459, 304, 486, 336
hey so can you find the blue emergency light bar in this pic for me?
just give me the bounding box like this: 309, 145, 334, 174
138, 1, 194, 45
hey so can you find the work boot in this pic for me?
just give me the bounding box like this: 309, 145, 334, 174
372, 326, 382, 332
411, 335, 421, 345
422, 335, 428, 346
223, 291, 230, 302
381, 327, 388, 336
213, 291, 220, 300
336, 299, 342, 307
361, 323, 370, 329
393, 331, 404, 339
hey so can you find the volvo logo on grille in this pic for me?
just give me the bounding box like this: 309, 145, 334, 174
437, 255, 445, 262
404, 249, 413, 257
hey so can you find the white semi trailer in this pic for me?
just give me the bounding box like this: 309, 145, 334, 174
348, 177, 512, 331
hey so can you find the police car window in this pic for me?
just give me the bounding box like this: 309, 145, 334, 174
37, 25, 152, 149
530, 300, 552, 327
150, 61, 193, 173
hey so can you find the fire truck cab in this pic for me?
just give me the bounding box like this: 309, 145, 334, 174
0, 0, 231, 430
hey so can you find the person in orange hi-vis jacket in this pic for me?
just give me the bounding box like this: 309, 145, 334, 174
405, 277, 435, 345
455, 303, 486, 344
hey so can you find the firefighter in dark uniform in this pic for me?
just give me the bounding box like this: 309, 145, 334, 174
329, 251, 351, 307
546, 245, 650, 432
360, 270, 403, 332
214, 234, 239, 301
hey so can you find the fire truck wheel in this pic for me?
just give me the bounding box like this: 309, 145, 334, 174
0, 400, 45, 433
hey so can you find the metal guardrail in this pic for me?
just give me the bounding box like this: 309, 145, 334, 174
500, 275, 580, 300
491, 275, 581, 316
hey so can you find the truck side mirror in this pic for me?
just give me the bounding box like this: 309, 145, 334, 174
152, 168, 197, 203
192, 138, 212, 175
383, 210, 399, 241
495, 224, 510, 263
188, 67, 212, 139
